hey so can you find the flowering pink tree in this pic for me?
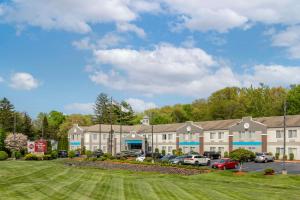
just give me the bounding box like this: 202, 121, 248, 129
5, 133, 28, 152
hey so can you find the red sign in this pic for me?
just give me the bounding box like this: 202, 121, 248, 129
34, 140, 47, 153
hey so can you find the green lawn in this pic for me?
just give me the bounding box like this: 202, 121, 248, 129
0, 161, 300, 200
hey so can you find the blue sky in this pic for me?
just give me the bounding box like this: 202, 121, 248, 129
1, 0, 300, 117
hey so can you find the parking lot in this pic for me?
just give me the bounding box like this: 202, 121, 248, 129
210, 159, 300, 174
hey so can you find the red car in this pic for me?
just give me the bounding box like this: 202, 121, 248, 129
211, 158, 239, 170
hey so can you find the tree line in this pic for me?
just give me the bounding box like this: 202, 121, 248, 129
144, 84, 300, 124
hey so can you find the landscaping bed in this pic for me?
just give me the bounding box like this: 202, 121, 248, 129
64, 160, 211, 175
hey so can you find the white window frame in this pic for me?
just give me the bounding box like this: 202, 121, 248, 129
210, 132, 216, 140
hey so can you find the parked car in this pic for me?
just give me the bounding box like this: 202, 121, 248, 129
93, 149, 104, 158
211, 158, 239, 170
160, 154, 177, 162
184, 155, 211, 166
255, 152, 275, 163
203, 151, 221, 159
136, 155, 146, 162
58, 150, 68, 158
170, 155, 189, 165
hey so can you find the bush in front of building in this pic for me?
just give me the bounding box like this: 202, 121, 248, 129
283, 154, 288, 161
224, 151, 229, 158
14, 151, 22, 159
24, 153, 38, 160
0, 151, 8, 160
161, 149, 166, 156
43, 154, 53, 160
289, 153, 294, 161
86, 150, 92, 158
68, 150, 76, 159
175, 148, 183, 156
275, 153, 280, 160
51, 150, 58, 159
229, 149, 255, 171
155, 148, 159, 153
172, 149, 176, 155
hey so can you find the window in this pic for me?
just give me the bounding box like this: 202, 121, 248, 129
288, 130, 297, 138
162, 146, 166, 151
276, 147, 284, 155
103, 146, 107, 153
276, 130, 283, 138
103, 134, 108, 140
162, 134, 167, 140
210, 132, 216, 140
210, 147, 216, 152
168, 134, 173, 140
168, 146, 172, 153
288, 148, 297, 155
93, 134, 97, 140
218, 147, 224, 153
218, 132, 224, 139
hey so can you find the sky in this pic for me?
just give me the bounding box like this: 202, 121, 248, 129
1, 0, 300, 117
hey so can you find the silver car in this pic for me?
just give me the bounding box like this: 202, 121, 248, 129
255, 152, 274, 163
183, 155, 211, 166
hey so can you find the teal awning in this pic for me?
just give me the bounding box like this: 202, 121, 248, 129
125, 140, 142, 144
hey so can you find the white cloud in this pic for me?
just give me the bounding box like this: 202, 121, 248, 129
9, 72, 39, 90
271, 26, 300, 59
242, 65, 300, 87
73, 33, 125, 51
87, 43, 300, 97
117, 23, 146, 38
126, 98, 157, 112
0, 76, 4, 83
0, 0, 160, 33
88, 44, 239, 97
163, 0, 300, 32
64, 103, 94, 114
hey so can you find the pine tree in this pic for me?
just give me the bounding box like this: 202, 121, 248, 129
22, 113, 34, 139
94, 93, 110, 124
0, 98, 15, 132
0, 128, 6, 151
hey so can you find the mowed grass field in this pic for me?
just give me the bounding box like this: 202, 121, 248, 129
0, 161, 300, 200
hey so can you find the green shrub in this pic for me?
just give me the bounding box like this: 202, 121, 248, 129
51, 150, 58, 159
68, 150, 75, 158
161, 149, 166, 156
283, 154, 288, 161
229, 149, 255, 163
15, 151, 22, 159
24, 153, 38, 160
275, 153, 280, 160
172, 149, 176, 155
0, 151, 8, 160
264, 168, 275, 175
144, 157, 153, 162
43, 154, 52, 160
224, 151, 229, 158
289, 153, 294, 161
97, 157, 107, 161
103, 153, 114, 160
155, 148, 159, 153
176, 148, 183, 156
86, 150, 92, 158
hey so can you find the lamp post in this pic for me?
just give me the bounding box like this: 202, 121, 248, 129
110, 97, 113, 155
282, 99, 287, 175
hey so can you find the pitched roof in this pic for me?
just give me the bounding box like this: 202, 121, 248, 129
82, 115, 300, 133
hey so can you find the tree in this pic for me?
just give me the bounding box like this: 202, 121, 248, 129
94, 93, 110, 124
229, 149, 255, 171
21, 113, 34, 139
0, 98, 15, 132
4, 133, 28, 152
58, 114, 93, 138
287, 85, 300, 115
0, 128, 6, 151
48, 111, 65, 139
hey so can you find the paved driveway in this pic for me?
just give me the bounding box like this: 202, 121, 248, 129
210, 159, 300, 174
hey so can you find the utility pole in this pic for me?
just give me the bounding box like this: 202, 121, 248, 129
110, 97, 113, 155
120, 112, 122, 153
99, 123, 102, 150
282, 99, 287, 174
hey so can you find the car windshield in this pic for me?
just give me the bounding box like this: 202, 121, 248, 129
256, 153, 263, 156
219, 159, 228, 163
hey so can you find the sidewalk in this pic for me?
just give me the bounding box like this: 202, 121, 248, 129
274, 160, 300, 163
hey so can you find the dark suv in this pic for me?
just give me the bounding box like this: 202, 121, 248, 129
203, 151, 221, 159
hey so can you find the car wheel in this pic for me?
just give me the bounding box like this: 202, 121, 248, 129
264, 159, 268, 163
